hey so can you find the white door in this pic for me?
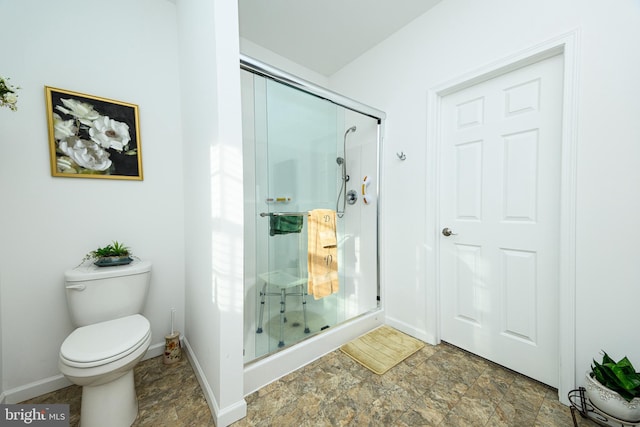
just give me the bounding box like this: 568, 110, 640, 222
439, 54, 564, 387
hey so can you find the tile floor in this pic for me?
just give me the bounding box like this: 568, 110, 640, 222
23, 341, 601, 426
234, 342, 600, 427
22, 355, 214, 426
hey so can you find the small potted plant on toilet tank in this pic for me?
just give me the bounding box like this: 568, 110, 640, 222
83, 240, 133, 267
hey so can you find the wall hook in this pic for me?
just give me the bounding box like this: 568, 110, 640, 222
396, 151, 407, 161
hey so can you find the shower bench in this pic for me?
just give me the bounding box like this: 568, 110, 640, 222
256, 269, 310, 347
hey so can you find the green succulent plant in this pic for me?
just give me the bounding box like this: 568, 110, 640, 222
591, 351, 640, 402
83, 241, 131, 262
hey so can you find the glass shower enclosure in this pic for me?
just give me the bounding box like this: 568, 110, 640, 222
241, 57, 384, 362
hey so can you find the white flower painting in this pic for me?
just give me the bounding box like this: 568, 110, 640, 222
45, 87, 143, 180
0, 76, 20, 111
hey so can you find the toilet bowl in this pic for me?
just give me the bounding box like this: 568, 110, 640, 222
59, 259, 152, 427
59, 315, 151, 427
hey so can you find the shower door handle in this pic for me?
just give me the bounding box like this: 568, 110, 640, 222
442, 227, 457, 237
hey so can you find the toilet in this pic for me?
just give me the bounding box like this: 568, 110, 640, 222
58, 259, 152, 427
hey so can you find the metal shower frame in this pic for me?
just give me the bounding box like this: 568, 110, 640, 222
239, 52, 386, 326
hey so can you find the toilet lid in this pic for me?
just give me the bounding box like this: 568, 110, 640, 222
61, 314, 150, 366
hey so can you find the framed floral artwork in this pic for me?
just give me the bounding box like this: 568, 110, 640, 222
45, 86, 143, 180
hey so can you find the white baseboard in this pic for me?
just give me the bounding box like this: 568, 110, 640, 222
144, 341, 166, 359
2, 340, 168, 405
384, 316, 436, 345
3, 374, 72, 405
182, 337, 247, 427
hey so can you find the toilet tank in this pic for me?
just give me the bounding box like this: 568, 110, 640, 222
64, 259, 152, 327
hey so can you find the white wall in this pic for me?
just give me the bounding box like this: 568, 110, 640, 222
0, 0, 247, 423
329, 0, 640, 390
177, 0, 246, 425
240, 38, 330, 88
0, 273, 3, 402
0, 0, 185, 401
4, 0, 638, 422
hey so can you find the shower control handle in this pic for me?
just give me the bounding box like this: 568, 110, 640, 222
442, 227, 457, 237
347, 190, 358, 205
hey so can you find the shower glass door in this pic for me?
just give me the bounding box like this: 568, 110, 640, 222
253, 77, 342, 357
242, 67, 381, 362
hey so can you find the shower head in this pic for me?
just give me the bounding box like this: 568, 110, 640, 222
336, 157, 344, 165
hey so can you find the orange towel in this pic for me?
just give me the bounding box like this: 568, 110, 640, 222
307, 209, 338, 299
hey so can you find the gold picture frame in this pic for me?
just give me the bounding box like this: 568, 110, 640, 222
45, 86, 143, 180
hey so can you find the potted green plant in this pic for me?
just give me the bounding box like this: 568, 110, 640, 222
585, 351, 640, 422
83, 241, 133, 267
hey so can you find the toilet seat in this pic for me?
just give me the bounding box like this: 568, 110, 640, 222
60, 314, 151, 368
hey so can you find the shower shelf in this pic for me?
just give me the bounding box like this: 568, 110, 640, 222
568, 387, 640, 427
265, 197, 291, 203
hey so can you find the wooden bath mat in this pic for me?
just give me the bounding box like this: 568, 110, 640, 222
340, 325, 424, 374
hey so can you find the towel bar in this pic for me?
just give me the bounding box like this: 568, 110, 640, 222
260, 211, 309, 217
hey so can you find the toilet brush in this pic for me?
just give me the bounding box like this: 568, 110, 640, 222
164, 308, 181, 365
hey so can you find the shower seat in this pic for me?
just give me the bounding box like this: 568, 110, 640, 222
256, 268, 310, 347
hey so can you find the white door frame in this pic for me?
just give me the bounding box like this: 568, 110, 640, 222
425, 30, 579, 404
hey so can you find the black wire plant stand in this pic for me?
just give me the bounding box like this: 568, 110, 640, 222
569, 387, 640, 427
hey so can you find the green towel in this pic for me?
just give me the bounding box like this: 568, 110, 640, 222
269, 215, 304, 236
